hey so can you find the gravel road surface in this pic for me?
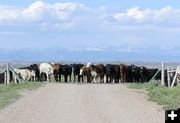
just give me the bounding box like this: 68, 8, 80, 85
0, 83, 164, 123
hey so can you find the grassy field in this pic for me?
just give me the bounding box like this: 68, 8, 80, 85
128, 83, 180, 109
0, 82, 44, 109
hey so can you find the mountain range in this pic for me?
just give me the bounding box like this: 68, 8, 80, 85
0, 46, 180, 62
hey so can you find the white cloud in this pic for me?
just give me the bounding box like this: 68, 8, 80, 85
67, 47, 107, 52
0, 2, 180, 29
112, 6, 180, 26
0, 5, 21, 22
0, 1, 89, 29
40, 22, 75, 29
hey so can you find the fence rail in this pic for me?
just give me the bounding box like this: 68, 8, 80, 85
4, 63, 24, 85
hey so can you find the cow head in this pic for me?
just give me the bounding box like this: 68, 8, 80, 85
120, 64, 126, 71
79, 66, 84, 76
86, 62, 92, 68
48, 67, 54, 75
139, 66, 145, 75
71, 63, 76, 72
30, 70, 36, 77
80, 66, 91, 76
131, 64, 136, 73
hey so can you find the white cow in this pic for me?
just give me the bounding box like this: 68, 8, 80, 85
14, 69, 36, 81
39, 63, 54, 82
86, 62, 92, 68
30, 70, 36, 81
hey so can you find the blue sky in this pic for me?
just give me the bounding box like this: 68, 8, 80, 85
1, 0, 180, 8
0, 0, 180, 61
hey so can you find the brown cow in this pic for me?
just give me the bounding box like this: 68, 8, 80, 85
80, 66, 91, 82
120, 64, 126, 83
51, 63, 62, 82
91, 64, 106, 83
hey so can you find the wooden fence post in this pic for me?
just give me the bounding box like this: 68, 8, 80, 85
167, 68, 170, 87
4, 71, 7, 85
6, 63, 10, 85
161, 62, 165, 86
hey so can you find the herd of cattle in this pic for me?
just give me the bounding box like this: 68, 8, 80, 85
0, 62, 162, 84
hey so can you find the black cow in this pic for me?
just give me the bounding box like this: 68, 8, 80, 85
139, 66, 159, 82
0, 71, 13, 83
28, 64, 40, 81
120, 64, 133, 83
59, 64, 72, 82
0, 72, 4, 84
112, 65, 120, 83
131, 65, 140, 82
125, 65, 133, 82
105, 64, 114, 83
71, 63, 84, 82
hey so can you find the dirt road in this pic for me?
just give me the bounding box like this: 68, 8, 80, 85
0, 83, 164, 123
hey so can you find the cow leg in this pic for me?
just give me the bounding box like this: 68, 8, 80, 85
59, 74, 61, 82
93, 76, 95, 83
65, 75, 67, 82
142, 76, 145, 83
112, 75, 115, 84
115, 76, 118, 83
86, 76, 88, 83
74, 74, 76, 82
108, 76, 110, 83
100, 76, 104, 83
37, 74, 39, 81
81, 75, 84, 82
78, 75, 80, 82
102, 76, 104, 83
39, 72, 42, 82
49, 75, 51, 82
69, 75, 71, 82
40, 73, 42, 82
101, 75, 104, 83
54, 73, 57, 82
93, 76, 96, 83
46, 72, 49, 82
87, 76, 90, 83
110, 76, 112, 83
106, 76, 108, 83
33, 76, 35, 82
41, 73, 45, 82
95, 76, 97, 83
114, 76, 117, 83
124, 74, 126, 83
99, 76, 101, 83
114, 76, 116, 83
102, 75, 104, 83
56, 74, 58, 82
48, 74, 51, 82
